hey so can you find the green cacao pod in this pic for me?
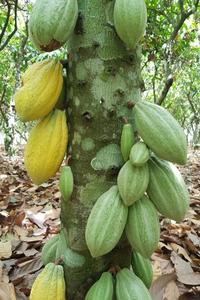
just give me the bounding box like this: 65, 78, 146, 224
117, 160, 149, 206
129, 142, 150, 166
126, 195, 160, 258
41, 230, 85, 268
131, 251, 153, 289
85, 185, 128, 258
30, 263, 65, 300
134, 101, 187, 165
147, 157, 189, 222
121, 123, 135, 162
116, 268, 152, 300
113, 0, 147, 49
29, 0, 78, 52
85, 272, 114, 300
59, 166, 74, 202
41, 234, 59, 266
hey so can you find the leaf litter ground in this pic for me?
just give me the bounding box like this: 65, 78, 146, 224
0, 146, 199, 300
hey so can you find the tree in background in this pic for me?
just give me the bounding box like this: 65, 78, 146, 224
0, 0, 199, 152
0, 0, 30, 153
143, 0, 200, 143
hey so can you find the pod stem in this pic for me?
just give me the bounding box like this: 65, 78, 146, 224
54, 257, 64, 266
122, 117, 128, 124
66, 155, 72, 166
108, 265, 121, 275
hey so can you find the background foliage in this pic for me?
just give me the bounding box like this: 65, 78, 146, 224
0, 0, 199, 154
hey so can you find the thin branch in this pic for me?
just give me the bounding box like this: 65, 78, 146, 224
187, 92, 198, 117
0, 0, 18, 51
170, 0, 200, 41
152, 62, 158, 103
147, 7, 172, 25
0, 87, 8, 126
157, 0, 199, 104
14, 17, 29, 90
0, 86, 7, 106
0, 106, 8, 125
14, 127, 27, 142
157, 75, 174, 105
178, 0, 184, 15
0, 0, 11, 45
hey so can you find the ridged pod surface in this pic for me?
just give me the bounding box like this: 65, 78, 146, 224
30, 263, 65, 300
116, 268, 152, 300
117, 160, 149, 206
147, 157, 189, 221
131, 251, 153, 289
85, 272, 114, 300
114, 0, 147, 49
85, 185, 128, 258
134, 101, 187, 165
41, 230, 85, 268
59, 166, 74, 202
41, 235, 59, 265
24, 109, 68, 185
126, 195, 160, 258
29, 0, 78, 52
21, 60, 49, 84
130, 141, 150, 166
15, 60, 63, 121
120, 123, 135, 162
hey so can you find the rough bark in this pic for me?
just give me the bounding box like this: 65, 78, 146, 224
61, 1, 143, 299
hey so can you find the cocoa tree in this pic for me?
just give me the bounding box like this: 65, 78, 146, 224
12, 0, 193, 299
60, 1, 142, 298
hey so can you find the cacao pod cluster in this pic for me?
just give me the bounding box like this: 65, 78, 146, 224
118, 101, 188, 261
85, 268, 152, 300
14, 0, 80, 185
14, 1, 79, 295
85, 100, 189, 294
118, 101, 188, 256
14, 58, 69, 185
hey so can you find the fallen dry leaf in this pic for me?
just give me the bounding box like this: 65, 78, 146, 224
170, 243, 192, 263
150, 273, 176, 300
10, 256, 43, 282
163, 280, 180, 300
179, 291, 200, 300
0, 283, 16, 300
0, 241, 12, 259
158, 242, 173, 251
187, 233, 200, 248
171, 252, 200, 285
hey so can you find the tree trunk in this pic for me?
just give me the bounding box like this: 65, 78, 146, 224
61, 1, 143, 299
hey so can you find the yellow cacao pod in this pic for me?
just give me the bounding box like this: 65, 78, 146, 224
21, 60, 50, 85
30, 263, 66, 300
24, 109, 68, 185
15, 59, 63, 122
